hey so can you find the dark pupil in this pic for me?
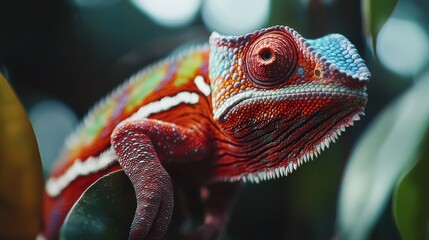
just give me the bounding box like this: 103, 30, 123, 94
261, 50, 272, 61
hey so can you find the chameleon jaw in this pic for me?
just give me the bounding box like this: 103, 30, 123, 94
214, 85, 368, 122
217, 109, 365, 184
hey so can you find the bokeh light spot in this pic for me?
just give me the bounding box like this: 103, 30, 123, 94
29, 100, 78, 173
377, 18, 429, 77
202, 0, 270, 35
130, 0, 201, 27
73, 0, 119, 8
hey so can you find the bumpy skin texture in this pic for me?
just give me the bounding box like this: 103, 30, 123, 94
42, 25, 370, 239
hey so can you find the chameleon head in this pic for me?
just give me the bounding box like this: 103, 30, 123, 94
208, 25, 370, 182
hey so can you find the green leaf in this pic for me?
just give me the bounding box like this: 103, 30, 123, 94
394, 129, 429, 240
393, 74, 429, 240
336, 74, 429, 240
362, 0, 398, 53
60, 170, 136, 240
0, 73, 43, 239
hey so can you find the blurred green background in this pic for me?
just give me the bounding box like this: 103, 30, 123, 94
1, 0, 429, 239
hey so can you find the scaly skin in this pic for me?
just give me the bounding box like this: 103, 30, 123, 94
41, 25, 370, 239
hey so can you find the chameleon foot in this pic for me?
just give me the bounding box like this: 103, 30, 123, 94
111, 121, 174, 240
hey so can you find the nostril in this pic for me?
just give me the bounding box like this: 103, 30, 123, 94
314, 68, 323, 78
361, 73, 371, 82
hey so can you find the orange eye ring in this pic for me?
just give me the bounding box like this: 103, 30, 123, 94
245, 31, 298, 87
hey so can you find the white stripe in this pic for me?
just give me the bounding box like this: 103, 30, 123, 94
214, 91, 254, 121
47, 91, 200, 197
193, 75, 211, 96
130, 91, 200, 119
46, 147, 117, 197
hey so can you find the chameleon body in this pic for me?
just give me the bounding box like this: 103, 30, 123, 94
41, 25, 370, 239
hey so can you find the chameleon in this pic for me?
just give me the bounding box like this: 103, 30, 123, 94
41, 25, 370, 239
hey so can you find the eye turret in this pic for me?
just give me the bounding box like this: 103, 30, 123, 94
245, 31, 298, 87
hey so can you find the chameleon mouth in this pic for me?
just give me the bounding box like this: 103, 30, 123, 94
215, 86, 368, 122
218, 108, 365, 183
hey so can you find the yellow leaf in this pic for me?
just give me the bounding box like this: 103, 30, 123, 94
0, 73, 43, 239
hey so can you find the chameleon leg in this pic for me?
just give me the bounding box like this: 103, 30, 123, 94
184, 182, 241, 240
111, 119, 210, 239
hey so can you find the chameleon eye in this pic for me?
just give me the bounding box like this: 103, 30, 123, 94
245, 31, 298, 87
